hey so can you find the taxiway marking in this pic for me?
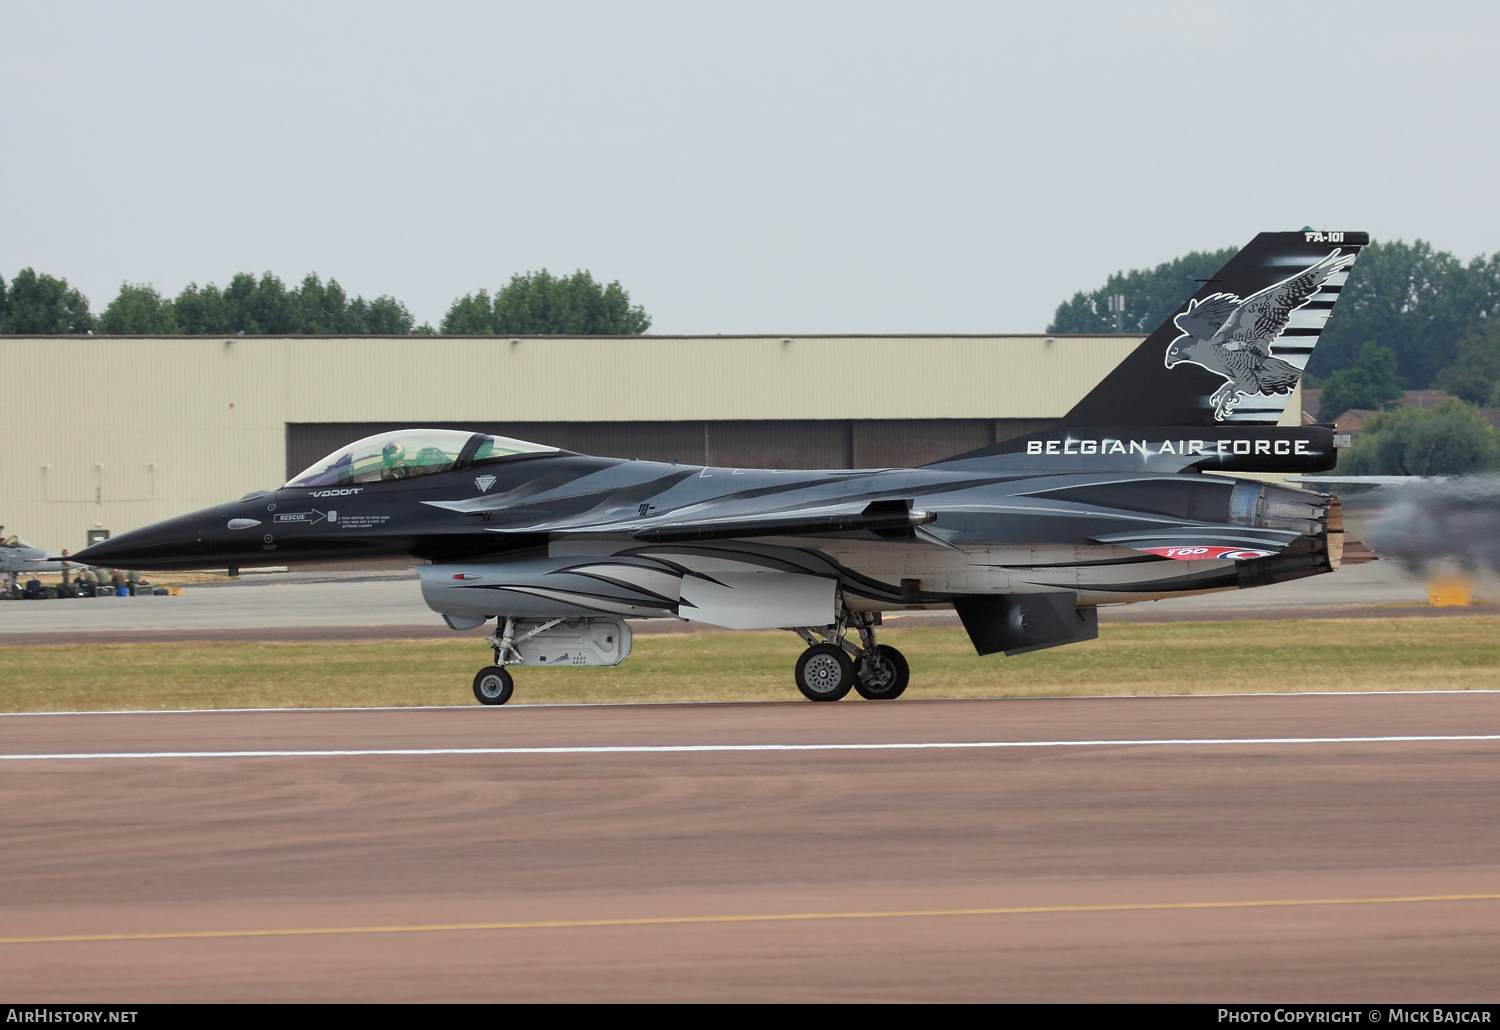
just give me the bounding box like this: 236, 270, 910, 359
2, 734, 1499, 761
3, 893, 1498, 946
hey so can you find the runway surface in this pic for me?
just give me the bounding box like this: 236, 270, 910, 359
3, 562, 1493, 644
3, 692, 1498, 1001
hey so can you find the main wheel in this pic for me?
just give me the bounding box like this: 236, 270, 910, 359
794, 643, 854, 702
853, 644, 910, 700
473, 666, 514, 705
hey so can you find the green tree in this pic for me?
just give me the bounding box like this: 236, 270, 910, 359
1435, 319, 1500, 406
1047, 247, 1238, 335
100, 283, 179, 334
1317, 342, 1404, 420
171, 273, 415, 334
288, 273, 349, 333
222, 272, 291, 334
287, 274, 410, 333
1338, 399, 1500, 476
442, 270, 651, 335
172, 282, 233, 334
350, 295, 416, 334
1, 268, 95, 333
440, 289, 494, 335
173, 273, 290, 334
1310, 240, 1500, 388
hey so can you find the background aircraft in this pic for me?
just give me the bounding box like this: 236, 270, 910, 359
76, 231, 1364, 705
0, 532, 71, 576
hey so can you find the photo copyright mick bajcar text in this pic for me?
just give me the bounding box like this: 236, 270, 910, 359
1220, 1011, 1492, 1025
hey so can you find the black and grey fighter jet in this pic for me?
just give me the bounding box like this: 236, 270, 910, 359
75, 231, 1363, 705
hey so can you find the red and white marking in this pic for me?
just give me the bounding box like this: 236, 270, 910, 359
1142, 545, 1277, 561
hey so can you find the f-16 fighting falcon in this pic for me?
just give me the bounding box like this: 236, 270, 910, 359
75, 231, 1364, 705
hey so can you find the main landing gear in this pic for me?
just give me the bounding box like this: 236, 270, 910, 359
791, 610, 909, 702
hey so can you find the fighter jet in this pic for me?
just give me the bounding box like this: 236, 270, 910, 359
0, 531, 72, 575
75, 231, 1363, 705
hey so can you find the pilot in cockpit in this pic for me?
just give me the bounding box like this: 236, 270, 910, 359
381, 440, 408, 480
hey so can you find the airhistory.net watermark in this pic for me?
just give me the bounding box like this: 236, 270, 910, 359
5, 1011, 138, 1024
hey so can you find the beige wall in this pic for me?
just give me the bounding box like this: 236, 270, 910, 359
7, 332, 1295, 553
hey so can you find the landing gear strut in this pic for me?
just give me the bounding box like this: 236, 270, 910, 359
791, 607, 908, 702
471, 616, 564, 706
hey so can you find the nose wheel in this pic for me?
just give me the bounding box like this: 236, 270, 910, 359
473, 666, 514, 705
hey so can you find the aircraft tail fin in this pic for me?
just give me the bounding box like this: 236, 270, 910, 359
1060, 231, 1367, 428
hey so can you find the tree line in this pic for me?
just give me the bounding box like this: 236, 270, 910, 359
441, 270, 650, 335
0, 268, 650, 336
1337, 400, 1499, 476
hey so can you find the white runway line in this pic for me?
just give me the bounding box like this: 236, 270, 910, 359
3, 734, 1499, 762
2, 688, 1498, 719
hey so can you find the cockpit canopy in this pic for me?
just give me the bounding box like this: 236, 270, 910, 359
287, 429, 559, 487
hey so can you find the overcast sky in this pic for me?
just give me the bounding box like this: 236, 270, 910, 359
3, 1, 1497, 333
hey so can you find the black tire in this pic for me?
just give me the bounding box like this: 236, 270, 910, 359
472, 666, 514, 705
794, 643, 854, 702
853, 644, 910, 700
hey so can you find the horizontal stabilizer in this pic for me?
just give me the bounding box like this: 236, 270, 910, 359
1092, 526, 1302, 561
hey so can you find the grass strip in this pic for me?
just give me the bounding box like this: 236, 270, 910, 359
3, 617, 1499, 712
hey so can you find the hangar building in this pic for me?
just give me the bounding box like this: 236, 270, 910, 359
0, 333, 1300, 554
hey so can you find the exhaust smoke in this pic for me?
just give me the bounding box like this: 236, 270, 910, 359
1361, 476, 1500, 577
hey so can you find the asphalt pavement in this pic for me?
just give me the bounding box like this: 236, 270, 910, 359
1, 692, 1496, 1001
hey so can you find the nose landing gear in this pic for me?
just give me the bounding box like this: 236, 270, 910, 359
471, 616, 565, 706
792, 610, 908, 702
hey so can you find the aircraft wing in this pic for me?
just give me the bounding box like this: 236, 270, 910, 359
522, 498, 933, 543
1090, 525, 1303, 561
425, 493, 937, 541
422, 496, 935, 542
626, 499, 936, 543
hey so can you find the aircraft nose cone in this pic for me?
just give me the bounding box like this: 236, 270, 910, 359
71, 510, 213, 569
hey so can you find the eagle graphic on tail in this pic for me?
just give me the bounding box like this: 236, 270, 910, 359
1164, 249, 1356, 420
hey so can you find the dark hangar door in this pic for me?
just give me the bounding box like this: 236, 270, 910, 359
285, 419, 1051, 481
